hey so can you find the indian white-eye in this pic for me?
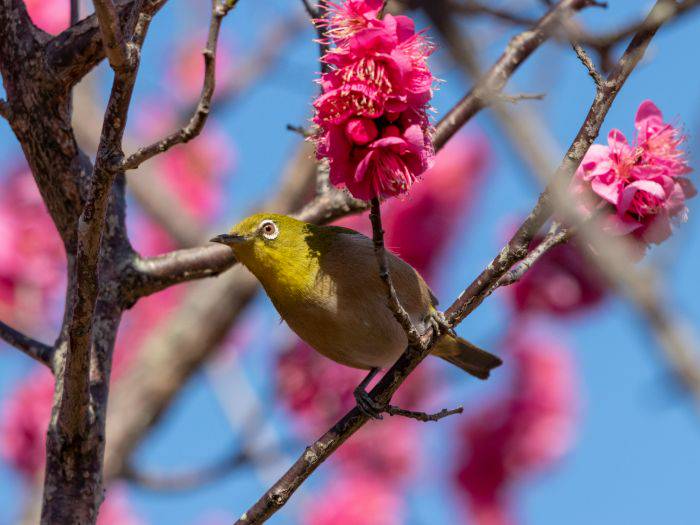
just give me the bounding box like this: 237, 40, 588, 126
211, 213, 501, 378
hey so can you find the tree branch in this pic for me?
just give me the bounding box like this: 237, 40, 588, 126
92, 0, 130, 70
497, 224, 572, 287
234, 2, 669, 522
572, 42, 603, 87
122, 0, 239, 171
45, 0, 168, 88
0, 320, 55, 371
41, 11, 152, 524
432, 0, 596, 151
369, 198, 421, 344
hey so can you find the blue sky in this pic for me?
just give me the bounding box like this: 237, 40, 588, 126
2, 1, 700, 524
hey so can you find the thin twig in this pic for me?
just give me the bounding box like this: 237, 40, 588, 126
122, 449, 252, 492
499, 91, 546, 104
122, 0, 239, 171
432, 0, 593, 151
92, 0, 130, 70
572, 42, 603, 87
300, 0, 320, 19
0, 320, 55, 371
446, 0, 538, 26
369, 198, 422, 345
286, 124, 314, 137
385, 404, 464, 422
497, 226, 573, 287
71, 0, 80, 25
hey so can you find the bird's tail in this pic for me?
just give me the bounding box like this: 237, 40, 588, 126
432, 334, 502, 380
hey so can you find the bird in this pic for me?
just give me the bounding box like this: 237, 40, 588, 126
211, 213, 501, 416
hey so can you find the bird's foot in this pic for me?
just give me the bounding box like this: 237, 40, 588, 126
424, 309, 455, 339
353, 386, 385, 420
353, 367, 385, 420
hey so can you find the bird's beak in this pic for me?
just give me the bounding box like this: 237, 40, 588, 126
210, 233, 247, 245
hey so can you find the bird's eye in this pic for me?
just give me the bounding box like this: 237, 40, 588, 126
259, 220, 279, 240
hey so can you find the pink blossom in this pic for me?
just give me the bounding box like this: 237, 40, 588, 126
337, 132, 489, 278
321, 0, 385, 45
166, 36, 235, 102
0, 368, 53, 477
572, 100, 695, 254
313, 1, 435, 200
508, 237, 607, 316
0, 169, 66, 329
25, 0, 69, 34
98, 486, 145, 525
333, 417, 419, 485
320, 111, 433, 200
455, 331, 578, 524
302, 474, 403, 525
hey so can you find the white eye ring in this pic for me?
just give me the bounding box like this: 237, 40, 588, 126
259, 219, 279, 240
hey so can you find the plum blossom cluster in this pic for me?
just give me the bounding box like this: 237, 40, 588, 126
313, 0, 436, 200
571, 100, 695, 256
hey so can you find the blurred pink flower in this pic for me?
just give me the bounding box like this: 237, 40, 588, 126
302, 474, 403, 525
336, 132, 488, 279
0, 367, 53, 477
572, 100, 695, 255
25, 0, 69, 34
166, 35, 235, 103
0, 170, 65, 328
99, 486, 145, 525
153, 124, 233, 221
455, 331, 578, 525
313, 1, 435, 200
333, 417, 419, 485
508, 237, 607, 317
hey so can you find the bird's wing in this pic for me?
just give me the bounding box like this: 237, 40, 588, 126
323, 230, 435, 320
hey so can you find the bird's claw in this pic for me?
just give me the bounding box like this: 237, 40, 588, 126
425, 310, 455, 339
353, 386, 385, 420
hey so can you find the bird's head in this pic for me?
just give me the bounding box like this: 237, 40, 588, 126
211, 213, 312, 279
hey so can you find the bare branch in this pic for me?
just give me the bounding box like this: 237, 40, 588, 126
300, 0, 320, 19
497, 225, 572, 287
369, 198, 421, 344
235, 2, 669, 522
41, 10, 153, 524
498, 91, 546, 104
0, 320, 55, 371
122, 0, 239, 171
385, 404, 464, 422
92, 0, 130, 70
71, 0, 80, 26
572, 42, 603, 87
432, 0, 594, 151
45, 0, 168, 89
122, 448, 252, 492
446, 0, 538, 26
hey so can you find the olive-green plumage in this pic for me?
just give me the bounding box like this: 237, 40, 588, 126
212, 213, 501, 379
